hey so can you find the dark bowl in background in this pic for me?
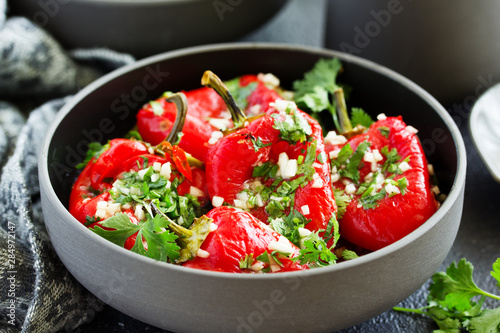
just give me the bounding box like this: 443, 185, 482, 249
39, 43, 466, 332
325, 0, 500, 106
10, 0, 288, 58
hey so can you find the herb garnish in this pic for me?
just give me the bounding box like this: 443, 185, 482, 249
394, 258, 500, 333
76, 142, 108, 169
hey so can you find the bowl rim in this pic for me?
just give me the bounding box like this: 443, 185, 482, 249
39, 42, 467, 280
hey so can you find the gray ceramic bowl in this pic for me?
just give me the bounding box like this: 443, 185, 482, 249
39, 43, 466, 332
10, 0, 287, 58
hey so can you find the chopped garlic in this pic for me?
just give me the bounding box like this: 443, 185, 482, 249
196, 249, 210, 258
134, 204, 145, 221
212, 196, 224, 207
301, 205, 310, 216
324, 131, 348, 145
208, 130, 224, 145
311, 173, 323, 188
385, 183, 400, 196
153, 162, 162, 172
398, 161, 411, 173
96, 201, 108, 210
233, 199, 247, 209
150, 173, 159, 182
160, 162, 172, 179
345, 183, 357, 195
270, 99, 296, 113
190, 186, 205, 197
95, 209, 107, 219
268, 236, 295, 255
329, 149, 341, 159
106, 203, 121, 216
208, 117, 232, 130
406, 125, 418, 134
258, 73, 280, 87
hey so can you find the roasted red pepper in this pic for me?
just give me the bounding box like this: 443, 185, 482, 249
69, 138, 208, 247
182, 206, 307, 273
201, 71, 338, 247
136, 73, 284, 162
325, 115, 438, 251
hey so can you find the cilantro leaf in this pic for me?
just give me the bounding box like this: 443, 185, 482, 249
131, 214, 180, 263
394, 258, 500, 333
91, 213, 141, 247
224, 78, 258, 110
429, 259, 485, 312
293, 58, 343, 100
91, 213, 180, 263
333, 188, 350, 219
76, 142, 108, 169
271, 107, 312, 144
293, 232, 337, 267
351, 108, 373, 128
340, 141, 370, 184
295, 85, 330, 113
467, 306, 500, 333
492, 258, 500, 289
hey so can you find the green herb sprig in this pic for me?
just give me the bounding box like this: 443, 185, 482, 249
394, 258, 500, 332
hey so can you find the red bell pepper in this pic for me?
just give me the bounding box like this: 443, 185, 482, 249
325, 115, 438, 251
136, 73, 284, 162
201, 71, 338, 247
182, 206, 308, 273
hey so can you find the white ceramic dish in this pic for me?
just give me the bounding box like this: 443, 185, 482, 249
470, 83, 500, 182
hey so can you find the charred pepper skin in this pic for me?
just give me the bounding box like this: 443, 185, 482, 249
326, 116, 438, 251
182, 206, 307, 273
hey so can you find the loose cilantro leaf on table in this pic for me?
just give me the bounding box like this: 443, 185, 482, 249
393, 258, 500, 333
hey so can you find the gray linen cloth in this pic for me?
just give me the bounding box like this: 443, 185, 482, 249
0, 2, 135, 332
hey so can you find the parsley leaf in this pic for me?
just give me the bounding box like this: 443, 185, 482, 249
393, 258, 500, 333
224, 78, 258, 110
91, 213, 140, 246
351, 108, 373, 128
340, 141, 370, 184
293, 58, 343, 101
76, 142, 108, 169
333, 188, 350, 219
91, 213, 181, 263
492, 258, 500, 289
292, 232, 337, 267
271, 107, 312, 144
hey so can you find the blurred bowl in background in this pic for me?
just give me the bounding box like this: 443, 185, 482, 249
10, 0, 288, 58
325, 0, 500, 106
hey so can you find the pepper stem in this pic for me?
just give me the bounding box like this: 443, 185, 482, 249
333, 88, 353, 134
201, 70, 246, 127
164, 92, 188, 144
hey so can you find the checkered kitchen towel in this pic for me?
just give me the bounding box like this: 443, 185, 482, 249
0, 1, 134, 332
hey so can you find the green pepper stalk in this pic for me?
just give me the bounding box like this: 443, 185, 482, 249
150, 202, 212, 263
